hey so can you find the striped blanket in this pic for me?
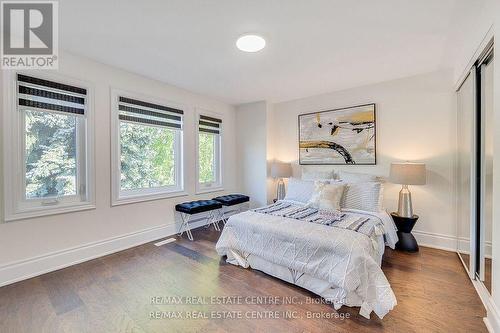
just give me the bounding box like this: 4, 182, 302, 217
254, 201, 379, 237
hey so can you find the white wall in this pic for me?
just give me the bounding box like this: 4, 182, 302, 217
266, 103, 278, 203
0, 51, 238, 285
235, 101, 268, 207
268, 70, 457, 249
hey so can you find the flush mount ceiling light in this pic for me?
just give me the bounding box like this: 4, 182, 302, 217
236, 34, 266, 52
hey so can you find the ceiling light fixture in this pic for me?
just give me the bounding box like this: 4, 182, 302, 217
236, 34, 266, 52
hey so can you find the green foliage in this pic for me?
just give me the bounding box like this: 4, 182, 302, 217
25, 110, 77, 198
24, 113, 217, 197
198, 132, 215, 183
120, 122, 175, 190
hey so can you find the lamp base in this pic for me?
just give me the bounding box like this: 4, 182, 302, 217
276, 178, 286, 201
397, 185, 413, 218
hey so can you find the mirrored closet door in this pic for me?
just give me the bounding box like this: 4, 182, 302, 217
479, 51, 494, 293
456, 67, 476, 277
456, 41, 493, 294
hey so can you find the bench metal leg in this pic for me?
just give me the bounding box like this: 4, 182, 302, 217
218, 208, 227, 226
216, 206, 226, 225
221, 206, 228, 225
178, 213, 194, 241
218, 206, 231, 225
178, 209, 224, 241
212, 210, 224, 231
207, 210, 216, 231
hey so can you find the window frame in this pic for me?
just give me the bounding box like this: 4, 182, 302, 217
195, 109, 223, 194
110, 89, 186, 206
3, 71, 96, 221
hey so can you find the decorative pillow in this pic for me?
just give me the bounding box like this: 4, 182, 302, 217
338, 170, 378, 183
301, 169, 335, 181
341, 182, 384, 212
308, 181, 326, 207
308, 181, 346, 211
283, 178, 316, 203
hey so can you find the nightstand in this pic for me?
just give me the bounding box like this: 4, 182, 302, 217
391, 212, 419, 252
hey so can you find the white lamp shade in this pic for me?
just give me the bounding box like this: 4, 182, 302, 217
271, 162, 292, 178
390, 162, 426, 185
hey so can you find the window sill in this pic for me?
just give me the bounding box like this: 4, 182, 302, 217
5, 203, 96, 222
112, 190, 188, 206
195, 187, 224, 195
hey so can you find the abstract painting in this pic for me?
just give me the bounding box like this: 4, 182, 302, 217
298, 104, 376, 165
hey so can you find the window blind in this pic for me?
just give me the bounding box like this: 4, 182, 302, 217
118, 96, 183, 129
199, 115, 222, 134
17, 74, 87, 115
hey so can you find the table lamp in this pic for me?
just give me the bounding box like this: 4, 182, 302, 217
390, 162, 426, 218
271, 162, 292, 200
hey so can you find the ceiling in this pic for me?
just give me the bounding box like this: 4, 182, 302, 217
61, 0, 474, 104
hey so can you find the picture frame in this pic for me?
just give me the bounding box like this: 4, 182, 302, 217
298, 103, 376, 165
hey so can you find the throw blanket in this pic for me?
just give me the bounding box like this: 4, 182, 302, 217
216, 207, 397, 319
254, 202, 381, 238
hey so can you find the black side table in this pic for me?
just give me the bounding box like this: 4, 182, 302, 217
391, 212, 419, 252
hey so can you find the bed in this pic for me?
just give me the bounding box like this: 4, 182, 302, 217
216, 185, 398, 319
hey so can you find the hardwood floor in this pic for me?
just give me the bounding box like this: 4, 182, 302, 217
0, 227, 487, 333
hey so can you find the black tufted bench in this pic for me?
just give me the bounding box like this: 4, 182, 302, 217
213, 194, 250, 224
175, 200, 223, 241
213, 194, 250, 206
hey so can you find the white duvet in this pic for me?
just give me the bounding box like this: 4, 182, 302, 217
215, 204, 398, 319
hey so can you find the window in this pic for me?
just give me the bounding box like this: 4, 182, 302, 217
4, 73, 94, 221
111, 93, 184, 205
196, 113, 222, 192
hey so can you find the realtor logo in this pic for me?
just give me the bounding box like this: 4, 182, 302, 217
1, 1, 58, 69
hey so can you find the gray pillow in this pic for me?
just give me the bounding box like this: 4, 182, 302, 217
341, 182, 384, 212
284, 178, 315, 203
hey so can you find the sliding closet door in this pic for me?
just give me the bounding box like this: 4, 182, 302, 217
479, 56, 494, 292
456, 68, 477, 278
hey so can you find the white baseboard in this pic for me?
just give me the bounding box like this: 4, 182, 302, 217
484, 298, 500, 333
0, 218, 213, 287
469, 275, 500, 333
457, 237, 493, 258
411, 230, 493, 258
412, 230, 458, 252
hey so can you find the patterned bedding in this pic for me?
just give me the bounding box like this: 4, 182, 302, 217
216, 202, 398, 319
254, 201, 384, 239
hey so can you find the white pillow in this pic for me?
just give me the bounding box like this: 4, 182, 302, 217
301, 169, 335, 181
309, 181, 346, 211
341, 182, 384, 212
284, 178, 315, 203
338, 170, 378, 183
